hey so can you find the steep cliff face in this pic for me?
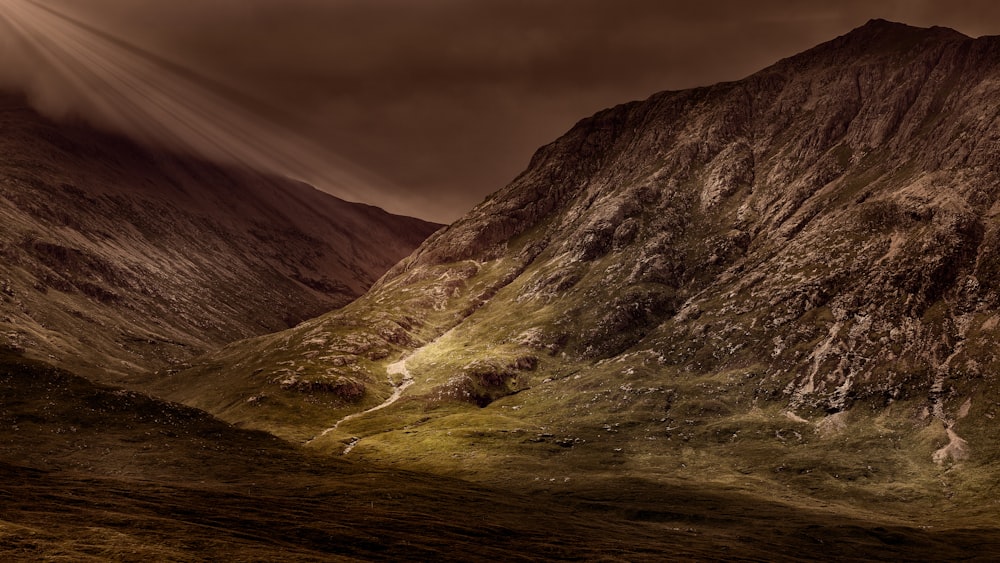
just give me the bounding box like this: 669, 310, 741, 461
0, 94, 439, 382
174, 21, 1000, 509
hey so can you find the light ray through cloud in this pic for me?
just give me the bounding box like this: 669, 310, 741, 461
0, 0, 400, 212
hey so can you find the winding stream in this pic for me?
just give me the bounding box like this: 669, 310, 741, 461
304, 357, 414, 451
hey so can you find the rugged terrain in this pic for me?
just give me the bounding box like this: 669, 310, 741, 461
167, 19, 1000, 537
0, 92, 439, 383
7, 18, 1000, 560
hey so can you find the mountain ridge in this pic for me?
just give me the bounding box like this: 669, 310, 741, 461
0, 91, 440, 383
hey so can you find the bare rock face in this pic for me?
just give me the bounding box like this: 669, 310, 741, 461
0, 94, 439, 383
176, 20, 1000, 467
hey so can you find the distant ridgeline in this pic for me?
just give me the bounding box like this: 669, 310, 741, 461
0, 92, 439, 382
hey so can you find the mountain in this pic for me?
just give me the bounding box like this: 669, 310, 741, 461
168, 18, 1000, 532
0, 92, 439, 384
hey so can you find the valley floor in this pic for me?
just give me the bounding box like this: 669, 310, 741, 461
3, 350, 1000, 561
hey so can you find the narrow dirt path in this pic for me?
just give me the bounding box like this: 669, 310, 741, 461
933, 426, 969, 464
304, 358, 414, 448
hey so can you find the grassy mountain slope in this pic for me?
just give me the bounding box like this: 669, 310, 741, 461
0, 93, 439, 383
169, 20, 1000, 532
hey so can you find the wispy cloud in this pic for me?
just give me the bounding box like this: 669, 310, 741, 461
0, 0, 401, 213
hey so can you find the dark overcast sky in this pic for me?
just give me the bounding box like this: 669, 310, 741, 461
8, 1, 1000, 222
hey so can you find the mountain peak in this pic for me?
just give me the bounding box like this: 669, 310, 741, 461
840, 18, 968, 45
770, 18, 970, 72
864, 17, 965, 35
858, 17, 915, 31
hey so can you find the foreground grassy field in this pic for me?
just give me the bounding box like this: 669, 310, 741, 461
8, 462, 1000, 562
3, 349, 1000, 560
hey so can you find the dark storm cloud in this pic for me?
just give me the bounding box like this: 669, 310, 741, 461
4, 0, 1000, 222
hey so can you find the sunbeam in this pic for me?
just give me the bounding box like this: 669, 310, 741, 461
0, 0, 396, 209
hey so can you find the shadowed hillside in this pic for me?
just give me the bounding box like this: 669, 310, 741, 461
0, 93, 439, 383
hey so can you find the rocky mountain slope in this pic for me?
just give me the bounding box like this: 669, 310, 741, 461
166, 19, 1000, 528
0, 92, 439, 383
